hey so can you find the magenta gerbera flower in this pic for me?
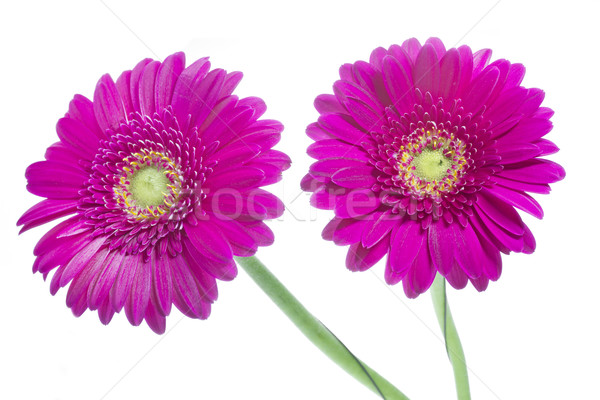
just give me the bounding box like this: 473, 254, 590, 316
18, 52, 290, 333
303, 37, 564, 298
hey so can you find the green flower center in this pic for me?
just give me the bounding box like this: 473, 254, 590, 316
128, 166, 171, 208
410, 147, 453, 182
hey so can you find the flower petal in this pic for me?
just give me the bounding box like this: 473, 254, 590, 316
93, 74, 126, 133
125, 257, 152, 326
155, 52, 186, 111
413, 43, 440, 98
475, 189, 525, 235
461, 66, 500, 114
389, 220, 424, 276
485, 185, 544, 219
331, 165, 377, 189
382, 54, 415, 113
151, 253, 173, 316
439, 48, 461, 99
346, 235, 390, 272
184, 221, 233, 263
18, 199, 78, 234
334, 189, 380, 218
499, 159, 565, 184
138, 60, 160, 116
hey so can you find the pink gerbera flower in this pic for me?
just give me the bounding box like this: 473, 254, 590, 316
303, 38, 564, 297
18, 52, 290, 333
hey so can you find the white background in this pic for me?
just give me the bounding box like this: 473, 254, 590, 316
1, 1, 598, 399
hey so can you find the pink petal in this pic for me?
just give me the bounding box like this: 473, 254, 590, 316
171, 57, 210, 123
428, 223, 457, 276
218, 71, 243, 100
412, 43, 440, 98
314, 94, 346, 115
56, 117, 102, 157
331, 165, 377, 189
171, 256, 211, 318
66, 95, 103, 139
486, 86, 528, 128
485, 185, 543, 219
182, 237, 237, 281
115, 70, 134, 116
439, 48, 461, 99
243, 222, 274, 247
210, 217, 258, 257
87, 250, 124, 310
344, 97, 384, 133
208, 143, 261, 173
388, 220, 423, 276
59, 236, 106, 288
184, 221, 233, 262
491, 174, 551, 194
461, 66, 500, 114
310, 158, 367, 177
66, 246, 110, 309
155, 52, 186, 112
203, 167, 265, 190
405, 243, 436, 296
93, 74, 126, 133
151, 254, 173, 316
496, 142, 541, 164
18, 199, 77, 234
26, 160, 87, 190
346, 235, 390, 272
445, 262, 468, 290
497, 117, 553, 144
382, 55, 415, 113
472, 49, 492, 76
475, 189, 525, 235
471, 211, 524, 253
452, 223, 485, 279
307, 139, 368, 161
124, 257, 152, 326
138, 60, 160, 116
319, 114, 368, 145
361, 210, 400, 248
369, 47, 388, 70
331, 218, 369, 246
424, 37, 446, 59
456, 45, 473, 95
504, 63, 525, 89
499, 159, 565, 184
144, 302, 166, 334
400, 38, 422, 62
535, 139, 559, 156
110, 253, 141, 312
334, 189, 380, 218
129, 58, 153, 112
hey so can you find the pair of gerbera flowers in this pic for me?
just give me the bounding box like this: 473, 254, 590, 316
19, 37, 564, 334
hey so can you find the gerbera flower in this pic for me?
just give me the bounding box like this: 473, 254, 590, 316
303, 37, 564, 298
18, 52, 290, 333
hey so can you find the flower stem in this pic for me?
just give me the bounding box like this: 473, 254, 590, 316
430, 274, 471, 400
235, 255, 409, 400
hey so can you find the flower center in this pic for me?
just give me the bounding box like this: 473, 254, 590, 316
395, 127, 468, 199
114, 149, 184, 219
410, 147, 452, 182
128, 166, 171, 208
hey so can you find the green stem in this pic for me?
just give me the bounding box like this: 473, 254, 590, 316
430, 274, 471, 400
235, 255, 409, 400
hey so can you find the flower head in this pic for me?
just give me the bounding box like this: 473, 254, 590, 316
303, 38, 564, 298
19, 53, 290, 333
